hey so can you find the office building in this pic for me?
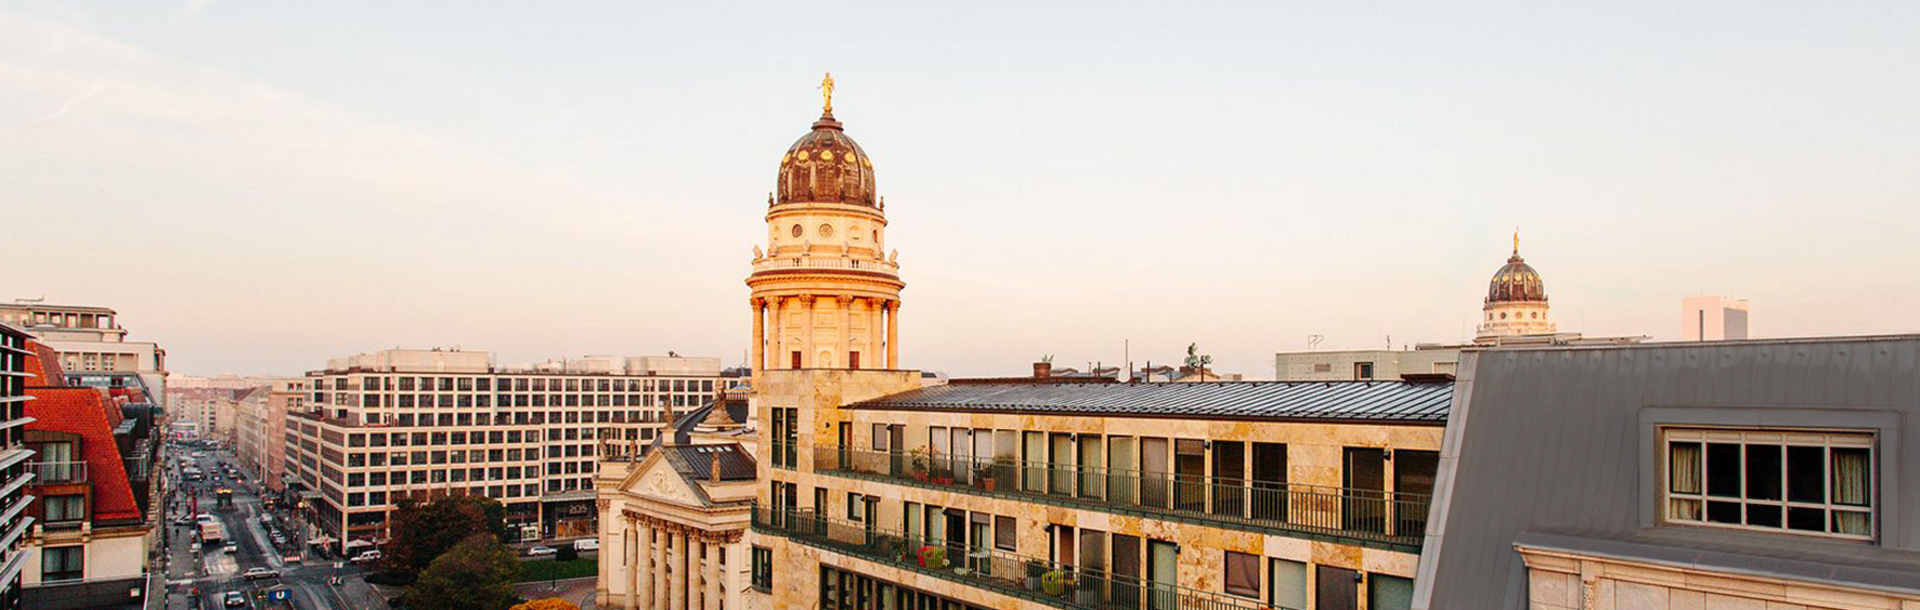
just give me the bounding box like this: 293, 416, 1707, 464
0, 323, 35, 610
0, 303, 167, 413
285, 348, 721, 550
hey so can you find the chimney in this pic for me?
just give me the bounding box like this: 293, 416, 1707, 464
1033, 361, 1052, 379
710, 450, 723, 484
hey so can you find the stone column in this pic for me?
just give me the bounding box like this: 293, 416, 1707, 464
669, 531, 687, 610
886, 300, 900, 369
723, 540, 745, 610
688, 537, 704, 610
749, 297, 765, 374
767, 297, 784, 370
633, 523, 651, 610
837, 296, 853, 369
703, 539, 722, 610
799, 296, 817, 368
866, 298, 883, 370
653, 528, 669, 610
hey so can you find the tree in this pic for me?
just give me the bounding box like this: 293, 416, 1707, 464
386, 495, 510, 574
400, 533, 521, 610
509, 599, 580, 610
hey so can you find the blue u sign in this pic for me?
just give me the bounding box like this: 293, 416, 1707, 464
269, 590, 291, 601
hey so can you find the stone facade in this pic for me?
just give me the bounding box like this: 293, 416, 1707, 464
1518, 546, 1920, 610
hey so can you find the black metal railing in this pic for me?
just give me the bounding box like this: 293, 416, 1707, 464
815, 445, 1428, 548
28, 461, 87, 485
752, 507, 1285, 610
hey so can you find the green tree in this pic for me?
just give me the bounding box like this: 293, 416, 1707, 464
400, 533, 521, 610
386, 495, 510, 574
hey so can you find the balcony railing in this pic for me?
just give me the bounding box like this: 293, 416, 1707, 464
751, 257, 900, 275
29, 461, 87, 485
814, 445, 1428, 550
753, 507, 1285, 610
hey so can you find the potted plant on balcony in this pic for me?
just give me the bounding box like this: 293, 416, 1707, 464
908, 447, 932, 482
1024, 559, 1048, 590
917, 545, 948, 570
1042, 568, 1073, 598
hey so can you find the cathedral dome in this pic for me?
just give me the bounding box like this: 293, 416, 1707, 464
775, 112, 877, 207
1486, 252, 1547, 304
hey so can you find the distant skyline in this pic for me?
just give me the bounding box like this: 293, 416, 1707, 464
3, 1, 1915, 378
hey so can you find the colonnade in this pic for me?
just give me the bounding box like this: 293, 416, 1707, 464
750, 295, 897, 373
618, 513, 741, 610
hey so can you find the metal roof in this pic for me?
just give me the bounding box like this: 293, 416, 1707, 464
1416, 335, 1920, 609
851, 380, 1453, 423
662, 444, 757, 482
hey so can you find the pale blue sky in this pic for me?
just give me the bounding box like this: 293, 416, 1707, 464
2, 1, 1915, 377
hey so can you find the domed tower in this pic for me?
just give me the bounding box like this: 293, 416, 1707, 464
1475, 231, 1555, 343
747, 75, 904, 373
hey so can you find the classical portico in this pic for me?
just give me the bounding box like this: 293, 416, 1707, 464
595, 444, 755, 610
746, 84, 904, 374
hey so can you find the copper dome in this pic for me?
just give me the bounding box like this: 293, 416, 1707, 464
775, 112, 877, 207
1486, 253, 1547, 304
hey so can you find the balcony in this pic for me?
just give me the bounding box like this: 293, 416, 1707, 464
28, 461, 87, 485
750, 256, 900, 276
814, 446, 1427, 552
753, 507, 1282, 610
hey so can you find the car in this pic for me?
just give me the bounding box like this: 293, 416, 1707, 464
350, 550, 382, 564
222, 591, 247, 607
224, 543, 238, 554
197, 514, 216, 523
573, 539, 599, 552
242, 567, 280, 580
174, 515, 195, 525
525, 546, 556, 557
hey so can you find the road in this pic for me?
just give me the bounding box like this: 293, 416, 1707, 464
159, 446, 389, 610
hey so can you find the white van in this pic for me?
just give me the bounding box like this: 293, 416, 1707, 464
573, 538, 599, 552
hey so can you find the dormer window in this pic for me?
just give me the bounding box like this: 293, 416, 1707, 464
1665, 428, 1873, 539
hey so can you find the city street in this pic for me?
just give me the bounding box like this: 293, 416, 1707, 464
159, 447, 389, 610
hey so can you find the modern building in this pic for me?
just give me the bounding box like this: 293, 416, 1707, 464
1681, 295, 1751, 341
1416, 335, 1920, 609
285, 348, 722, 550
0, 303, 167, 413
19, 341, 160, 610
0, 323, 36, 610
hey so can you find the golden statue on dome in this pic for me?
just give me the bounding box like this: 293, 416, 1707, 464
819, 72, 835, 114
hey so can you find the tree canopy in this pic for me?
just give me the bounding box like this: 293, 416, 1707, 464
400, 533, 521, 610
386, 495, 509, 574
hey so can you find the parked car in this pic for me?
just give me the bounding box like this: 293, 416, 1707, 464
222, 591, 247, 607
525, 546, 556, 557
350, 550, 382, 564
197, 514, 216, 523
242, 567, 280, 580
174, 515, 195, 525
573, 539, 599, 552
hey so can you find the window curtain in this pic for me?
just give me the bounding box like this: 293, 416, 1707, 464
1832, 448, 1871, 535
1669, 442, 1702, 494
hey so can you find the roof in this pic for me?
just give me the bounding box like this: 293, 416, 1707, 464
25, 342, 67, 386
25, 387, 141, 521
1417, 335, 1920, 609
660, 444, 757, 482
850, 380, 1453, 423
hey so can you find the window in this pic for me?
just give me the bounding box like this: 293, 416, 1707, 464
44, 495, 84, 522
1270, 558, 1307, 610
1666, 428, 1874, 539
994, 515, 1017, 551
1369, 574, 1415, 610
1354, 362, 1375, 380
847, 493, 864, 521
1224, 551, 1260, 598
751, 546, 773, 590
42, 546, 84, 582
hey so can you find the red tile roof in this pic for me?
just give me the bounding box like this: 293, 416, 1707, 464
24, 342, 66, 387
23, 342, 140, 522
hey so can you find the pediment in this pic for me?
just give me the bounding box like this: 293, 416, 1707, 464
618, 450, 709, 508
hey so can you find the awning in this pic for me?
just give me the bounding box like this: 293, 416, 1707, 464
343, 540, 373, 549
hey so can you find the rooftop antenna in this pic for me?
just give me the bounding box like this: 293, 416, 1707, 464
1307, 334, 1324, 351
13, 296, 45, 304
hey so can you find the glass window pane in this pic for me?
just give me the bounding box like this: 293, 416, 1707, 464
1270, 558, 1307, 610
1669, 442, 1701, 494
1787, 507, 1825, 532
1705, 443, 1742, 497
1831, 448, 1871, 507
1706, 500, 1741, 524
1369, 574, 1416, 610
1745, 503, 1781, 528
1786, 446, 1825, 503
1744, 444, 1782, 500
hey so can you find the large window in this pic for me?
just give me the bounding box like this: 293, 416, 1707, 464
1665, 428, 1873, 539
1223, 551, 1260, 598
43, 494, 84, 522
43, 546, 84, 582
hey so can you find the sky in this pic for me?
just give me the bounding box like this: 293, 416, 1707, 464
1, 1, 1915, 378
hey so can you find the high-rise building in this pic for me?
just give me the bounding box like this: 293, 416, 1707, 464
0, 322, 34, 610
286, 349, 722, 551
1681, 295, 1750, 341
